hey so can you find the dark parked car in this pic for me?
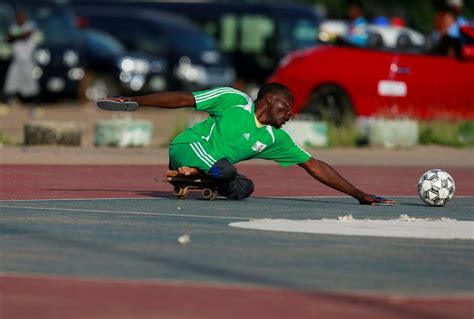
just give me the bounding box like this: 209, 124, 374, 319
0, 1, 13, 101
0, 2, 168, 101
79, 29, 168, 100
74, 7, 236, 92
30, 5, 85, 100
72, 1, 321, 95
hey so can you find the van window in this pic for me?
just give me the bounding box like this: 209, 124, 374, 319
241, 14, 274, 53
218, 14, 274, 54
88, 16, 170, 56
219, 15, 237, 51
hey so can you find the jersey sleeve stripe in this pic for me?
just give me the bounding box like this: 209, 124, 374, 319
195, 88, 250, 103
194, 142, 217, 163
266, 126, 275, 143
190, 143, 213, 167
195, 89, 238, 102
194, 87, 235, 100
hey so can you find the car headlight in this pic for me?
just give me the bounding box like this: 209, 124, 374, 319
130, 74, 145, 91
120, 57, 134, 72
34, 48, 50, 66
150, 59, 167, 73
63, 50, 79, 67
68, 67, 84, 80
175, 57, 204, 82
32, 66, 43, 79
133, 59, 149, 73
119, 57, 150, 74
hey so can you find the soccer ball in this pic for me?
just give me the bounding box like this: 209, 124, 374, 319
417, 169, 455, 206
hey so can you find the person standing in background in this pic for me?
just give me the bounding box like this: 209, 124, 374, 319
432, 0, 469, 58
3, 11, 39, 104
341, 1, 369, 47
446, 0, 468, 39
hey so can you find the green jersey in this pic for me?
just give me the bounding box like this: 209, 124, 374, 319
171, 87, 311, 167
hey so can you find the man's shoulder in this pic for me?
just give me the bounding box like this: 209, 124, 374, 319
271, 127, 302, 146
193, 87, 248, 98
272, 127, 291, 138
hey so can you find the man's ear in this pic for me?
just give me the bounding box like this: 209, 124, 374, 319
265, 94, 273, 105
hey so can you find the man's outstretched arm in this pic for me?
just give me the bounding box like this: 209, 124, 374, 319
298, 157, 395, 205
101, 92, 196, 109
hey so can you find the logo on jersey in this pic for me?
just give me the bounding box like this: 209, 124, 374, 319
243, 133, 250, 141
252, 141, 267, 152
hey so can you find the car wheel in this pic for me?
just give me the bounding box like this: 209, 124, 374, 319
304, 85, 354, 125
80, 72, 119, 101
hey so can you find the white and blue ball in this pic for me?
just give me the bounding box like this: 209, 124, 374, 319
418, 169, 455, 206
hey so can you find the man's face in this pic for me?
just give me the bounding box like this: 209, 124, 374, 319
265, 93, 293, 129
348, 5, 362, 20
16, 12, 27, 25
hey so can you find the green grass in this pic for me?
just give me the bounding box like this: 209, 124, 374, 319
327, 120, 364, 147
0, 129, 12, 145
326, 120, 474, 148
419, 120, 474, 147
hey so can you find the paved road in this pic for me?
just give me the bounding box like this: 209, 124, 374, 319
1, 196, 472, 295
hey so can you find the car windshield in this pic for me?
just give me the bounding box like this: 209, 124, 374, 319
169, 28, 217, 54
85, 29, 126, 55
278, 16, 318, 53
33, 7, 81, 46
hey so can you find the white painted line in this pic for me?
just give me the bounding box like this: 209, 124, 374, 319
0, 197, 167, 203
0, 195, 472, 203
0, 205, 244, 220
0, 196, 353, 202
229, 216, 474, 240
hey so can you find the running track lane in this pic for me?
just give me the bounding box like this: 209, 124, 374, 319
1, 164, 473, 200
1, 164, 473, 319
0, 274, 471, 319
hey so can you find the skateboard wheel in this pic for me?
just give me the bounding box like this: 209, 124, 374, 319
202, 188, 216, 200
173, 187, 187, 198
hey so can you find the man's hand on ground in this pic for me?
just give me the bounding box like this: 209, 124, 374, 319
359, 194, 396, 206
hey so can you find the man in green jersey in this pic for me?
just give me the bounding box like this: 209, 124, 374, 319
98, 83, 395, 205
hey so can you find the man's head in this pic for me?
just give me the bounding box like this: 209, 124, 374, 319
348, 1, 364, 20
15, 11, 28, 25
446, 0, 464, 15
255, 82, 294, 129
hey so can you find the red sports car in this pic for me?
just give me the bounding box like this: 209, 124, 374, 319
268, 42, 474, 123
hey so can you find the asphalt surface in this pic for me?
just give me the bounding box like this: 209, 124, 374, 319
1, 196, 472, 296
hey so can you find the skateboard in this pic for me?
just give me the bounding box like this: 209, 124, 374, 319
166, 170, 219, 200
96, 99, 139, 111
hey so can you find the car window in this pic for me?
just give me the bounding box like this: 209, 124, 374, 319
169, 28, 217, 54
0, 3, 13, 43
218, 13, 275, 54
218, 14, 238, 52
84, 29, 125, 55
33, 7, 81, 46
0, 3, 13, 60
279, 18, 318, 52
240, 14, 274, 53
88, 16, 170, 56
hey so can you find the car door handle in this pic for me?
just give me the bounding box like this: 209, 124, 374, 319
396, 67, 411, 74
